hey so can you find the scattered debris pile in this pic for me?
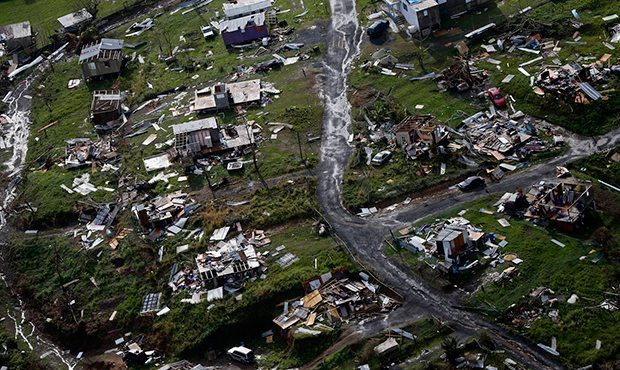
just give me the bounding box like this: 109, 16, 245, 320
535, 61, 611, 104
64, 138, 117, 169
360, 48, 414, 76
132, 191, 200, 238
505, 287, 565, 329
168, 227, 271, 304
273, 271, 401, 334
437, 59, 488, 92
459, 109, 549, 162
392, 114, 449, 160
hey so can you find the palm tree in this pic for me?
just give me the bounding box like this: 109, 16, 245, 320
441, 336, 461, 365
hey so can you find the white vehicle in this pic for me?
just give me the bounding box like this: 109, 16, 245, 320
201, 25, 215, 39
371, 150, 392, 166
227, 346, 255, 363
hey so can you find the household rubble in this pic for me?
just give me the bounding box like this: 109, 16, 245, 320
497, 182, 594, 232
436, 59, 488, 92
64, 138, 117, 169
458, 109, 550, 162
535, 61, 611, 104
133, 191, 200, 238
168, 227, 271, 302
273, 271, 401, 333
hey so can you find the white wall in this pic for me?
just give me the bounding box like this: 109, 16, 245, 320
400, 1, 420, 30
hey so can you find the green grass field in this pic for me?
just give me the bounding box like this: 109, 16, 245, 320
318, 317, 453, 369
0, 0, 140, 46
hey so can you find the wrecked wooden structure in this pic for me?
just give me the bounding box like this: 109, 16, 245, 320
79, 38, 124, 81
0, 21, 35, 55
90, 90, 123, 129
524, 182, 593, 232
57, 8, 93, 33
437, 58, 487, 92
273, 271, 401, 335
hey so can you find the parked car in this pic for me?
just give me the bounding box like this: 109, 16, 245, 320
371, 150, 392, 166
201, 25, 215, 39
227, 346, 255, 363
456, 176, 485, 191
367, 20, 389, 38
486, 87, 506, 107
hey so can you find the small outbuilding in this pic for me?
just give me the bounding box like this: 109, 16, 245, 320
173, 117, 222, 156
0, 21, 35, 55
435, 225, 469, 263
90, 90, 123, 129
57, 8, 93, 33
79, 38, 124, 81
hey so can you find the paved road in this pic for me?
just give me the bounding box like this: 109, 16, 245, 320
316, 0, 620, 367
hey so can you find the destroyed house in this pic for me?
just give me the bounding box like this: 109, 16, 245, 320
57, 8, 93, 32
525, 182, 593, 232
197, 258, 260, 282
0, 21, 35, 54
219, 13, 269, 47
458, 111, 542, 162
79, 38, 124, 80
273, 271, 400, 332
223, 0, 272, 19
191, 79, 261, 112
196, 238, 261, 290
435, 225, 470, 263
535, 62, 606, 104
65, 138, 116, 169
393, 115, 447, 147
133, 191, 200, 237
90, 90, 123, 128
172, 117, 222, 155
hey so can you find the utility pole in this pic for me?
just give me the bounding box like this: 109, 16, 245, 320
205, 168, 215, 199
295, 130, 305, 166
252, 149, 268, 190
244, 119, 269, 190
